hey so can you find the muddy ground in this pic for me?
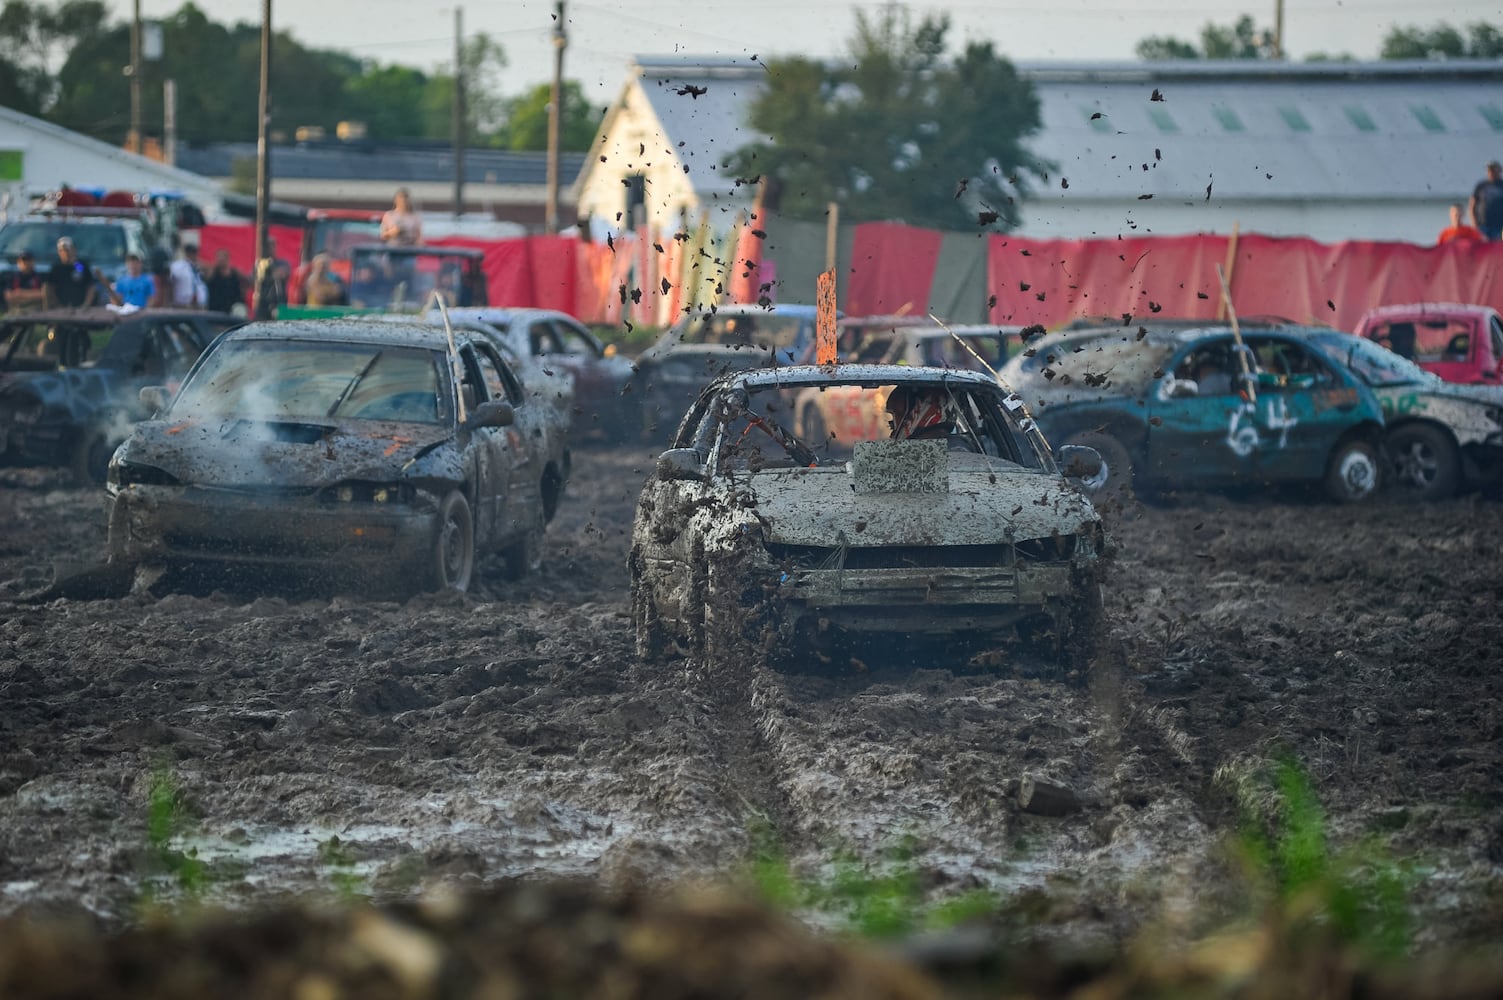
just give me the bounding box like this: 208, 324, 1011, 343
0, 448, 1500, 958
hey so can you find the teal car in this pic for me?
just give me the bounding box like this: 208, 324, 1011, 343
1000, 323, 1388, 503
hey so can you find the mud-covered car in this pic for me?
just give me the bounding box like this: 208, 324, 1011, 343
1307, 330, 1503, 500
636, 303, 824, 442
0, 307, 238, 483
1000, 323, 1388, 503
106, 320, 570, 594
439, 307, 636, 441
630, 365, 1107, 671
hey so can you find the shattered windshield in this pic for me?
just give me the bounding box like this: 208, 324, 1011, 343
1312, 332, 1433, 387
170, 341, 448, 425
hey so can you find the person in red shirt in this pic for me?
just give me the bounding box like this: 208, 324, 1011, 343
1438, 203, 1484, 244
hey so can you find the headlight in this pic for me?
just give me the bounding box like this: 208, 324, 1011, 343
112, 461, 179, 487
321, 482, 413, 504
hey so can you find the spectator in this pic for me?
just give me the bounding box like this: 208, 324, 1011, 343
204, 249, 249, 315
168, 242, 208, 308
1438, 203, 1484, 244
2, 250, 47, 313
147, 259, 173, 307
380, 187, 423, 246
44, 237, 97, 308
113, 253, 155, 308
303, 253, 347, 306
1469, 160, 1503, 241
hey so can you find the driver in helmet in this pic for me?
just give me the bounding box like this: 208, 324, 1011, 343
884, 386, 956, 441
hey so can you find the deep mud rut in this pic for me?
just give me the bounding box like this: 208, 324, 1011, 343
0, 453, 1499, 952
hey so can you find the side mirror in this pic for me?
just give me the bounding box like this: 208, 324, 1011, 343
1056, 444, 1106, 490
1167, 377, 1199, 399
139, 385, 171, 413
465, 400, 514, 429
603, 342, 618, 359
657, 448, 704, 481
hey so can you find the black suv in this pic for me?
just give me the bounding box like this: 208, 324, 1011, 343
0, 308, 238, 483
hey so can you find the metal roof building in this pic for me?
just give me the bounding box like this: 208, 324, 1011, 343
576, 56, 1503, 244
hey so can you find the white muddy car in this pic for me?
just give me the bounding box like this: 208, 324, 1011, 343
629, 365, 1108, 673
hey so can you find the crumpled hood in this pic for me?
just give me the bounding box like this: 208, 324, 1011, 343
743, 467, 1099, 546
123, 418, 455, 488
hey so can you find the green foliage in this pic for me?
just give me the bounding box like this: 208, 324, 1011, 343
143, 763, 208, 902
1136, 15, 1276, 60
723, 6, 1044, 232
317, 835, 367, 902
1381, 21, 1503, 60
743, 822, 1001, 940
1232, 756, 1416, 959
0, 0, 108, 111
497, 81, 602, 152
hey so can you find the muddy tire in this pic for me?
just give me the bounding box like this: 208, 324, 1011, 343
1324, 437, 1381, 503
629, 549, 670, 661
71, 424, 125, 486
1387, 423, 1459, 501
501, 525, 544, 581
427, 492, 475, 592
1063, 430, 1135, 506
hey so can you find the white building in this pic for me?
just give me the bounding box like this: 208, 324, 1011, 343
0, 105, 225, 219
579, 56, 1503, 246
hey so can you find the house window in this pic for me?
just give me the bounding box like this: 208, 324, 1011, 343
1277, 106, 1311, 132
1147, 108, 1179, 133
1211, 106, 1244, 132
1410, 105, 1445, 132
1343, 106, 1377, 132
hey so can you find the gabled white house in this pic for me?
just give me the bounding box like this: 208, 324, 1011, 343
0, 105, 225, 218
578, 56, 1503, 245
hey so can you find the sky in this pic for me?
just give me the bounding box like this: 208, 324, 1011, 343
104, 0, 1503, 105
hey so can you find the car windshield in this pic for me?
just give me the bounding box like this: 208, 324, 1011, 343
676, 312, 803, 350
0, 222, 129, 265
688, 380, 1047, 472
0, 319, 112, 370
171, 340, 448, 425
1312, 332, 1432, 387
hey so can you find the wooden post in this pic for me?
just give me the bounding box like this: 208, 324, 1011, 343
1216, 222, 1240, 320
815, 270, 837, 364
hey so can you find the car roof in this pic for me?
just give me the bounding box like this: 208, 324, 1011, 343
1360, 302, 1499, 320
0, 307, 234, 327
907, 325, 1025, 338
441, 307, 566, 323
221, 319, 477, 349
1031, 321, 1340, 351
717, 364, 1008, 391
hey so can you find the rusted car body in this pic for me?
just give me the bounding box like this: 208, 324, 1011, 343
106, 320, 570, 594
0, 308, 238, 483
630, 365, 1106, 671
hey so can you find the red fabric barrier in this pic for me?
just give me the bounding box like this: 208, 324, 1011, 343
846, 222, 944, 317
987, 233, 1503, 331
196, 223, 303, 275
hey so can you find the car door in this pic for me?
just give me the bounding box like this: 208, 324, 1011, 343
1243, 335, 1354, 483
1147, 336, 1256, 485
473, 341, 542, 540
459, 344, 514, 547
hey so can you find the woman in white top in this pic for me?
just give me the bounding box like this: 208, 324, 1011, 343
380, 188, 423, 246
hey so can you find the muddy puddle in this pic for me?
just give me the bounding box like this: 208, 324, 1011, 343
0, 453, 1499, 952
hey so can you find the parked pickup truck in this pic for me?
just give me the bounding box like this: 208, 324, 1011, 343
1355, 303, 1503, 385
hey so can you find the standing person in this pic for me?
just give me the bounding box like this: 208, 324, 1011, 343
1469, 160, 1503, 241
303, 253, 347, 306
147, 259, 173, 307
380, 187, 423, 246
113, 253, 156, 308
168, 242, 208, 308
44, 237, 97, 308
204, 249, 249, 315
2, 250, 47, 312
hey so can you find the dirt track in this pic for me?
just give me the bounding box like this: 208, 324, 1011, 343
0, 450, 1499, 951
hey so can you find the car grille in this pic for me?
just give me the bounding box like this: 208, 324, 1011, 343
765, 539, 1076, 570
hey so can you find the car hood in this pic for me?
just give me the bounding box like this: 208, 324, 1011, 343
123, 417, 456, 487
1379, 380, 1503, 406
743, 466, 1099, 546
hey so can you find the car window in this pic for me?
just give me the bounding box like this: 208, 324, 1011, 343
473, 342, 523, 405
1491, 317, 1503, 363
1174, 340, 1238, 395
1312, 332, 1429, 387
1247, 337, 1334, 386
0, 222, 130, 266
1375, 317, 1473, 364
546, 319, 600, 357
679, 312, 802, 349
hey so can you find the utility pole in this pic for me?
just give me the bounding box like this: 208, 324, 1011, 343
129, 0, 142, 153
452, 6, 465, 219
163, 79, 177, 167
545, 0, 567, 234
252, 0, 275, 320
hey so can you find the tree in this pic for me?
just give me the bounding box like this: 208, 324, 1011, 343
0, 0, 111, 111
343, 64, 432, 141
723, 7, 1044, 231
1136, 15, 1276, 60
496, 81, 602, 151
1381, 21, 1503, 59
422, 32, 509, 142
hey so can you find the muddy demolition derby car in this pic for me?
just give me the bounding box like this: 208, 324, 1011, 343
106, 320, 571, 595
630, 365, 1108, 672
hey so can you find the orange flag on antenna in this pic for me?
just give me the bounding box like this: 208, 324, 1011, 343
815, 269, 837, 364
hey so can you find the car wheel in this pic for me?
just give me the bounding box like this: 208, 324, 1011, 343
501, 525, 544, 581
1063, 430, 1135, 506
629, 551, 670, 662
1387, 423, 1459, 501
1324, 437, 1382, 503
71, 424, 125, 486
428, 491, 475, 592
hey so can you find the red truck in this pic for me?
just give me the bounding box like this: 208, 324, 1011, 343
1355, 303, 1503, 384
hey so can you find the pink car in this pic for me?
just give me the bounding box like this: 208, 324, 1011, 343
1355, 303, 1503, 384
